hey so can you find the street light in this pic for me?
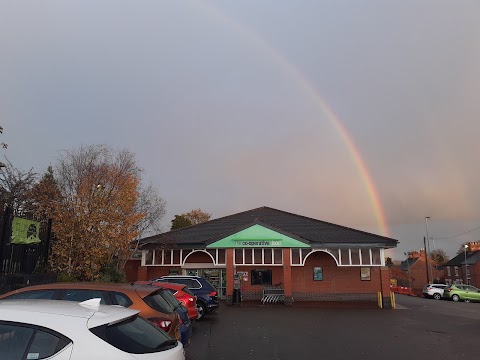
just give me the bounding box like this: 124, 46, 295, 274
464, 244, 469, 285
404, 252, 412, 290
425, 217, 433, 282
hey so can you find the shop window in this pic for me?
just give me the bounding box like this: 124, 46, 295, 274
361, 249, 371, 265
163, 250, 172, 265
313, 267, 323, 281
372, 249, 381, 265
154, 249, 163, 265
264, 249, 273, 264
273, 249, 283, 264
351, 249, 360, 265
251, 270, 272, 285
291, 249, 301, 265
235, 249, 243, 264
144, 250, 153, 265
207, 249, 216, 263
244, 249, 253, 264
254, 249, 263, 264
217, 249, 226, 264
173, 249, 181, 264
340, 249, 350, 265
327, 249, 340, 264
360, 267, 371, 281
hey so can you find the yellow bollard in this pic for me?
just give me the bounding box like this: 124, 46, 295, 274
390, 291, 396, 309
378, 291, 383, 308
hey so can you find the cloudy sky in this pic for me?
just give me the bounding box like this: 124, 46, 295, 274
2, 1, 479, 259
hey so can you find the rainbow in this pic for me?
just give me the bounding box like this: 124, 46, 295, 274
193, 1, 390, 237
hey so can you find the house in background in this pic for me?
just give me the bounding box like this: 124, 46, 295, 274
390, 249, 443, 294
443, 242, 480, 287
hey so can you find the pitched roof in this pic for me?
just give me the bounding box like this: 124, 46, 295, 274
138, 206, 398, 249
399, 258, 418, 271
444, 250, 480, 266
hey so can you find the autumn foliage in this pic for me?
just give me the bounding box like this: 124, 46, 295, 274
48, 146, 146, 280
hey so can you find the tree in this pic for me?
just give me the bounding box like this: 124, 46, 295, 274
456, 242, 470, 255
0, 157, 37, 214
429, 249, 449, 265
0, 126, 7, 168
170, 208, 211, 230
49, 145, 164, 280
28, 166, 62, 220
183, 208, 211, 225
171, 214, 192, 230
385, 257, 394, 268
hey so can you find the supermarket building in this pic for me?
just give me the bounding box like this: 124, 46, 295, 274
134, 207, 398, 307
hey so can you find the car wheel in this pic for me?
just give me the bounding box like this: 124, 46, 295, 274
464, 299, 470, 303
433, 293, 441, 300
452, 294, 460, 302
196, 301, 207, 320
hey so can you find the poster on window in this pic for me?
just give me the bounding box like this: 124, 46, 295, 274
11, 217, 41, 244
313, 267, 323, 281
361, 267, 371, 281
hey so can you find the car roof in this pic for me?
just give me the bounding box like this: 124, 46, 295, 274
151, 281, 185, 291
159, 275, 200, 279
0, 282, 160, 299
0, 299, 139, 329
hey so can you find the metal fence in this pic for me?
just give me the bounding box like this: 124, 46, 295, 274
0, 206, 52, 275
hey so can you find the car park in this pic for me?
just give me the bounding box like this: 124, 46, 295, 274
0, 282, 183, 343
422, 284, 447, 300
443, 284, 480, 302
0, 299, 185, 360
136, 281, 199, 321
153, 275, 219, 320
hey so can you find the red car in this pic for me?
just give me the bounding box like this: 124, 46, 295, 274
136, 281, 199, 321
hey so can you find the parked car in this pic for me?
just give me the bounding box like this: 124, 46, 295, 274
422, 284, 448, 300
153, 275, 219, 320
0, 282, 183, 343
443, 284, 480, 302
136, 281, 199, 321
136, 284, 193, 347
0, 299, 185, 360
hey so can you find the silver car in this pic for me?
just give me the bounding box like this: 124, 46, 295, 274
422, 284, 447, 300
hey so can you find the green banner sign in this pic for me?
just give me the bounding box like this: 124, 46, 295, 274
11, 217, 41, 244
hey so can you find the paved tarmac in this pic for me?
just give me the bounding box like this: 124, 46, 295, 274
186, 297, 479, 360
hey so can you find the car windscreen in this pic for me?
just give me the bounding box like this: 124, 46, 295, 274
143, 291, 176, 314
90, 315, 177, 354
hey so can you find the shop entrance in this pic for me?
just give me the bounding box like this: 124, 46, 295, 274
184, 268, 227, 299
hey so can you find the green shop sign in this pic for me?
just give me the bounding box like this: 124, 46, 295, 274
11, 217, 41, 244
207, 224, 310, 248
234, 240, 282, 247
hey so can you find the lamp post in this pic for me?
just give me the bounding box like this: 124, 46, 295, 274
425, 217, 433, 282
464, 244, 469, 285
404, 252, 412, 290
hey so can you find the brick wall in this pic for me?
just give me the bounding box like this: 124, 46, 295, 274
291, 251, 381, 300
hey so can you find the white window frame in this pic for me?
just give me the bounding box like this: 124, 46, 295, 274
290, 248, 385, 266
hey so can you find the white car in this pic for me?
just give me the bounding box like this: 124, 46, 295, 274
0, 299, 185, 360
422, 284, 448, 300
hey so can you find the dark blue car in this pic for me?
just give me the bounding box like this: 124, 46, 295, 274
158, 287, 193, 346
154, 275, 219, 320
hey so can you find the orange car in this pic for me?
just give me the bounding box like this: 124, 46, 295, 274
0, 282, 182, 341
136, 281, 199, 321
